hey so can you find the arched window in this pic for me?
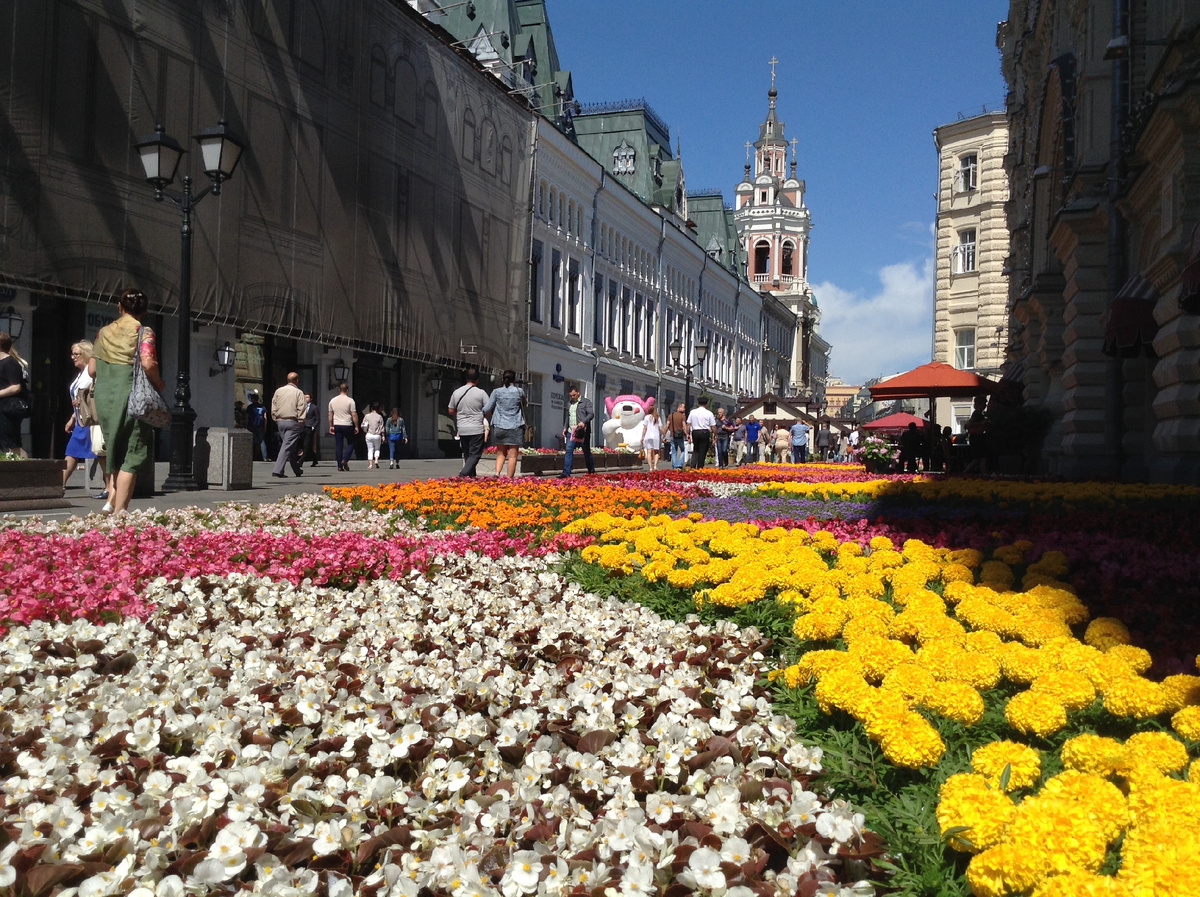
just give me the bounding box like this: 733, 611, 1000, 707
754, 240, 771, 276
782, 241, 794, 276
394, 59, 417, 124
462, 108, 477, 163
549, 188, 556, 225
567, 199, 574, 235
537, 181, 546, 218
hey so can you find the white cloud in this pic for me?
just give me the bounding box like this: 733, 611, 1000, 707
813, 256, 934, 386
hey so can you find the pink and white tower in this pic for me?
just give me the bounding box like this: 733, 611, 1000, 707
734, 59, 825, 396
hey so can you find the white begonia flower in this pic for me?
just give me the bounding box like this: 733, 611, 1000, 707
720, 836, 752, 865
501, 849, 542, 897
617, 860, 656, 897
783, 743, 824, 773
790, 839, 834, 877
328, 871, 354, 897
815, 800, 865, 845
788, 790, 823, 827
0, 843, 19, 886
311, 819, 345, 856
687, 846, 726, 890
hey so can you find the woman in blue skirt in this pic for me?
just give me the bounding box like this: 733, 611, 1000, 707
63, 339, 106, 490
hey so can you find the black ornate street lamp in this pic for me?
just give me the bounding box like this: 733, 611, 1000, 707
668, 337, 708, 411
135, 120, 245, 492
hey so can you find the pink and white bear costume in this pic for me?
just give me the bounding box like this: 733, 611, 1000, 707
602, 395, 656, 449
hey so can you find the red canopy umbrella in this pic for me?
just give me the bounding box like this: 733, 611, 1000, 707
861, 411, 926, 433
869, 362, 997, 400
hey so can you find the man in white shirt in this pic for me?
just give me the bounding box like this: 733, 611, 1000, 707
684, 396, 716, 469
447, 367, 489, 477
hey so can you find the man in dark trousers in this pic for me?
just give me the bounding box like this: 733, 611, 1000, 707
899, 422, 924, 473
558, 384, 595, 476
447, 368, 488, 477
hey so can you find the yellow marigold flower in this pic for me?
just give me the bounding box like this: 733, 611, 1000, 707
999, 643, 1055, 685
836, 540, 863, 557
1173, 705, 1200, 742
851, 635, 915, 682
1029, 870, 1132, 897
868, 535, 894, 551
963, 629, 1006, 657
921, 680, 985, 726
1030, 670, 1097, 713
1101, 676, 1169, 719
1013, 614, 1074, 647
932, 649, 1002, 691
1104, 644, 1152, 675
972, 741, 1042, 791
1124, 768, 1200, 829
942, 580, 975, 604
1084, 617, 1131, 650
1190, 759, 1200, 786
1005, 690, 1068, 738
880, 712, 945, 768
792, 611, 846, 642
979, 560, 1015, 589
1060, 734, 1126, 776
1123, 731, 1189, 774
948, 548, 984, 568
941, 562, 975, 584
881, 663, 937, 703
814, 664, 873, 715
1037, 770, 1129, 842
1161, 674, 1200, 711
937, 773, 1016, 852
858, 688, 914, 739
841, 615, 891, 646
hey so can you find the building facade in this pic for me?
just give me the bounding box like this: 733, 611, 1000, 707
1000, 0, 1200, 482
932, 112, 1010, 432
0, 0, 800, 463
733, 77, 829, 399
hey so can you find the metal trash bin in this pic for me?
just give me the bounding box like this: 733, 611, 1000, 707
195, 427, 253, 490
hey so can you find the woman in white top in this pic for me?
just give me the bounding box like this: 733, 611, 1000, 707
63, 340, 105, 489
362, 402, 385, 468
640, 412, 662, 470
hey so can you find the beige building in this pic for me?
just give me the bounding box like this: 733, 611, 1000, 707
932, 112, 1010, 432
1000, 0, 1200, 482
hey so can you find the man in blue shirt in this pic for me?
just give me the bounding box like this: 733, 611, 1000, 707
789, 419, 811, 464
743, 415, 762, 463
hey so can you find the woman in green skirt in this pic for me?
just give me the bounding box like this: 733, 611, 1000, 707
89, 288, 165, 513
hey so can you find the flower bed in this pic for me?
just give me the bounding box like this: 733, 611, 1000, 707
5, 470, 1199, 897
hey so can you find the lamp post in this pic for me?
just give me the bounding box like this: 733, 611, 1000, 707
668, 337, 708, 411
135, 120, 245, 492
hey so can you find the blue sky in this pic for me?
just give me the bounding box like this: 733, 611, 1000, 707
549, 1, 1010, 385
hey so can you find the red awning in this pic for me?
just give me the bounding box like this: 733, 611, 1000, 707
869, 362, 997, 400
1103, 273, 1158, 358
862, 411, 926, 433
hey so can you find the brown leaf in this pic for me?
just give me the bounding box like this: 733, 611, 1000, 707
100, 652, 138, 675
577, 730, 617, 755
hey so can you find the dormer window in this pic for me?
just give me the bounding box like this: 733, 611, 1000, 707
613, 140, 635, 175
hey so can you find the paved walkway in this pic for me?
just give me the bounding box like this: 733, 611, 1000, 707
11, 457, 508, 520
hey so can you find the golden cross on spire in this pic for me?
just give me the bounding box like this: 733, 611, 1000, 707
768, 56, 779, 86
745, 141, 752, 163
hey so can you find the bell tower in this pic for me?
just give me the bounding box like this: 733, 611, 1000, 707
733, 59, 822, 395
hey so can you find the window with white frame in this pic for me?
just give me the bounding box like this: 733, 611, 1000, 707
957, 153, 978, 192
954, 228, 977, 274
954, 328, 976, 370
567, 259, 580, 335
550, 248, 562, 328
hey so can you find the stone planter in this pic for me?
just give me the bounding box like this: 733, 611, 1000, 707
518, 455, 559, 476
0, 459, 69, 511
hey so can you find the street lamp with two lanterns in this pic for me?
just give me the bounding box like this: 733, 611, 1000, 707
134, 120, 245, 491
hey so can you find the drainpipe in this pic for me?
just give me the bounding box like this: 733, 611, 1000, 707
1104, 0, 1129, 477
587, 167, 606, 410
655, 216, 668, 408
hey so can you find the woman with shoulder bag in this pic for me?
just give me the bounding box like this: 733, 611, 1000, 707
90, 288, 166, 513
63, 340, 107, 491
482, 369, 526, 477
